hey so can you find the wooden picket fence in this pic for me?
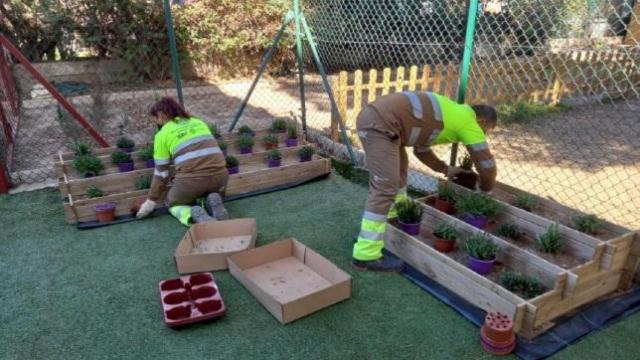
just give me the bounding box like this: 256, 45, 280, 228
330, 48, 640, 141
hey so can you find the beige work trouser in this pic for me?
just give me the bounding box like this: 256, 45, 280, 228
352, 106, 408, 261
166, 170, 229, 226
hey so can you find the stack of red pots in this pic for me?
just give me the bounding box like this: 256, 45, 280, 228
480, 312, 516, 355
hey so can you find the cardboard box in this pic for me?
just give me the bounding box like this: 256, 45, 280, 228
174, 218, 257, 274
228, 238, 351, 324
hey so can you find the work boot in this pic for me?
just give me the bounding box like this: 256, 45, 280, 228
205, 193, 229, 220
351, 255, 405, 272
190, 206, 214, 224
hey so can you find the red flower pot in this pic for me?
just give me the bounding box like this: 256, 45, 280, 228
435, 198, 456, 214
434, 237, 455, 253
94, 203, 116, 223
265, 143, 278, 150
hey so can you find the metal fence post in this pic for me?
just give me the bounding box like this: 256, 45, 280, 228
163, 0, 185, 106
294, 0, 308, 137
450, 0, 479, 166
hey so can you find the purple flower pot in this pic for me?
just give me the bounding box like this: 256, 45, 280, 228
240, 147, 253, 154
268, 159, 281, 168
227, 166, 239, 175
94, 202, 116, 212
285, 138, 298, 147
299, 154, 312, 162
145, 159, 155, 168
117, 162, 135, 172
463, 213, 488, 230
398, 220, 420, 236
468, 256, 495, 275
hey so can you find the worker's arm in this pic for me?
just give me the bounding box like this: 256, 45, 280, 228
413, 146, 465, 178
137, 136, 171, 218
458, 122, 497, 191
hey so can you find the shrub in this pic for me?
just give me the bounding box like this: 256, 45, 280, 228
537, 223, 563, 253
263, 134, 279, 146
496, 222, 523, 240
73, 154, 104, 177
111, 151, 132, 164
464, 233, 498, 261
236, 135, 254, 150
87, 185, 104, 198
500, 271, 546, 299
116, 137, 135, 149
73, 141, 92, 156
238, 125, 254, 136
572, 214, 600, 234
434, 223, 458, 241
208, 123, 221, 139
437, 183, 457, 203
395, 198, 423, 224
225, 156, 239, 168
138, 144, 154, 161
298, 145, 315, 158
287, 124, 298, 139
266, 149, 282, 161
270, 118, 288, 132
135, 175, 152, 190
218, 138, 228, 152
514, 194, 537, 212
458, 153, 473, 171
456, 192, 503, 217
497, 102, 568, 125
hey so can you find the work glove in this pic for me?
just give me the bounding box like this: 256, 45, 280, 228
446, 166, 466, 178
475, 183, 493, 195
136, 199, 157, 219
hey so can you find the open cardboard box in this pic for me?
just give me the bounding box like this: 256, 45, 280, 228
174, 218, 257, 274
228, 238, 351, 324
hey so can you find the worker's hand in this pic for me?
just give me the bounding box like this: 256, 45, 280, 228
446, 166, 466, 178
136, 199, 157, 219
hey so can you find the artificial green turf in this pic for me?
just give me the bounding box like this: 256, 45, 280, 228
1, 173, 639, 359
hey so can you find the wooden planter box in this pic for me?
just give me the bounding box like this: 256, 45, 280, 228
385, 181, 638, 339
55, 140, 329, 224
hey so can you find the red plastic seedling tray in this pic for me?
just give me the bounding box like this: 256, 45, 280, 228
158, 272, 226, 327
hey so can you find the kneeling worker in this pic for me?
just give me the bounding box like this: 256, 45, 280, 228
352, 91, 498, 272
136, 97, 229, 225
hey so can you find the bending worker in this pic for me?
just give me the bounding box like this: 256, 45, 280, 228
136, 97, 229, 225
352, 91, 498, 272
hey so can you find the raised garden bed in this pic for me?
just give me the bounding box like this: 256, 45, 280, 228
54, 138, 329, 224
385, 181, 638, 339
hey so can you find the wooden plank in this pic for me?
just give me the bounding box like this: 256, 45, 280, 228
408, 65, 418, 91
381, 67, 392, 95
367, 69, 378, 103
395, 66, 405, 93
384, 225, 527, 331
419, 65, 432, 91
351, 70, 363, 134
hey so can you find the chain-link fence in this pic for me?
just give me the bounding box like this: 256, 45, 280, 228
302, 0, 640, 229
1, 0, 638, 228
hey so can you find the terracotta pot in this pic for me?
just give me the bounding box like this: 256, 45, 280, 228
94, 203, 116, 223
435, 198, 455, 214
434, 237, 455, 253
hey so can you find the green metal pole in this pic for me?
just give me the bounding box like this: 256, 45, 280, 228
294, 0, 307, 137
163, 0, 184, 106
228, 12, 295, 132
300, 15, 357, 166
450, 0, 479, 166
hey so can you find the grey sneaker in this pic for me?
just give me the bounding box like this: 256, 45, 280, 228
190, 206, 214, 224
205, 193, 229, 220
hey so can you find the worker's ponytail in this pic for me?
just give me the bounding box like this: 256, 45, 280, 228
149, 97, 191, 120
